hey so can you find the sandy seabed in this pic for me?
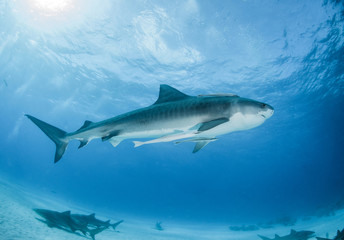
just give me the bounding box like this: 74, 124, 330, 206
0, 178, 343, 240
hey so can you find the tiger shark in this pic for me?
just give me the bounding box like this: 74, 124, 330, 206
26, 84, 274, 163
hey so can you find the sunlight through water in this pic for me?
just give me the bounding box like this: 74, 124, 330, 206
12, 0, 88, 32
30, 0, 73, 16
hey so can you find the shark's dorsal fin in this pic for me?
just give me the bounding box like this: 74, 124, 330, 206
62, 210, 71, 215
89, 213, 96, 218
275, 234, 280, 238
78, 120, 93, 131
198, 93, 239, 97
290, 229, 296, 234
154, 85, 191, 105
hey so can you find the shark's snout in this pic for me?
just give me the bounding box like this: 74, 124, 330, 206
260, 104, 274, 119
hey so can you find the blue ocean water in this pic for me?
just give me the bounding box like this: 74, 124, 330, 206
0, 0, 344, 238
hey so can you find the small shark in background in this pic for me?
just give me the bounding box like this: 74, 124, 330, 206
259, 229, 315, 240
71, 213, 123, 231
33, 208, 121, 240
317, 229, 344, 240
26, 84, 274, 163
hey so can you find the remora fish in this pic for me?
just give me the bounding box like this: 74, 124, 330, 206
71, 213, 123, 231
26, 84, 274, 163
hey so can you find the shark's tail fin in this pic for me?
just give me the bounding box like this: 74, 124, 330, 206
26, 114, 68, 163
111, 220, 124, 231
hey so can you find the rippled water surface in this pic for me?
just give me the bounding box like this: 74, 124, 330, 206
0, 0, 343, 239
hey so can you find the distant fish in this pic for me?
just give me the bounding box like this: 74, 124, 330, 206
3, 80, 7, 87
155, 221, 163, 231
316, 228, 344, 240
26, 84, 274, 163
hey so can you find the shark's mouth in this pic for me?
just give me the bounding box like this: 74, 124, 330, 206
259, 109, 274, 119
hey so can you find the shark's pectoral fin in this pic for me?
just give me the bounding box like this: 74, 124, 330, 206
193, 140, 212, 153
198, 118, 229, 132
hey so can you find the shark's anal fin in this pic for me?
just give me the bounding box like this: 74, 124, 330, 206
78, 140, 89, 149
198, 118, 229, 132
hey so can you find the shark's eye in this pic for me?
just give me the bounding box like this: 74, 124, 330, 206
261, 103, 266, 108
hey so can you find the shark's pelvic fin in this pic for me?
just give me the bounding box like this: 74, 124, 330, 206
109, 137, 122, 147
25, 115, 68, 163
153, 84, 191, 105
198, 118, 229, 132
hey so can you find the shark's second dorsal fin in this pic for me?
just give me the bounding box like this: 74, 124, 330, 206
77, 120, 93, 131
290, 230, 296, 234
62, 211, 71, 215
154, 84, 191, 105
89, 213, 96, 218
275, 234, 280, 238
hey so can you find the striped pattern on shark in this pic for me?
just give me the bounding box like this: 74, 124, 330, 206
26, 84, 274, 163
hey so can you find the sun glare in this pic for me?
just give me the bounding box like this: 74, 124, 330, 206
30, 0, 74, 16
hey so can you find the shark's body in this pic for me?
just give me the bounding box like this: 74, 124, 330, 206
259, 229, 315, 240
26, 84, 274, 163
71, 213, 123, 231
33, 209, 88, 235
